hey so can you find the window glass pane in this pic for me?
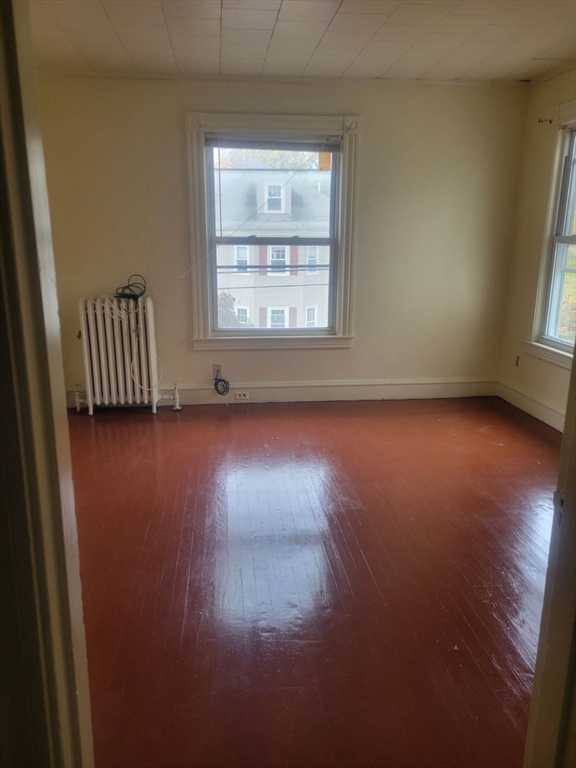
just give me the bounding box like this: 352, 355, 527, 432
215, 244, 330, 330
212, 148, 333, 237
547, 243, 576, 344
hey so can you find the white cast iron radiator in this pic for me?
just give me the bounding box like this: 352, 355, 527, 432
78, 296, 159, 415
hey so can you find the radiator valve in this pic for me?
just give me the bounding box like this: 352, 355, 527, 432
158, 382, 182, 411
74, 386, 87, 413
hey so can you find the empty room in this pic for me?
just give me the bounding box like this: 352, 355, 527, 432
2, 1, 575, 767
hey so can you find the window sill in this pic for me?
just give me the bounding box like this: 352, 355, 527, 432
192, 335, 354, 351
521, 340, 573, 370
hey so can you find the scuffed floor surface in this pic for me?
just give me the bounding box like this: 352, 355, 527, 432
69, 397, 561, 768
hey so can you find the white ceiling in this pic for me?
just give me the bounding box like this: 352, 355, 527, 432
30, 0, 576, 82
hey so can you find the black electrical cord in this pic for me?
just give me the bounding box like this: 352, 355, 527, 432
115, 274, 147, 300
214, 375, 230, 396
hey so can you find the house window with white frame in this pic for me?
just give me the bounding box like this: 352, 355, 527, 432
266, 184, 284, 213
236, 306, 249, 325
306, 306, 317, 327
269, 245, 287, 274
307, 246, 318, 275
235, 245, 249, 273
268, 307, 287, 329
186, 112, 359, 349
542, 126, 576, 350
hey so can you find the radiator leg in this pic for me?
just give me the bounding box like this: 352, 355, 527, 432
74, 387, 82, 413
171, 381, 182, 411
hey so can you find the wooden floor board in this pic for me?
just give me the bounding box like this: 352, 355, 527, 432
69, 397, 561, 768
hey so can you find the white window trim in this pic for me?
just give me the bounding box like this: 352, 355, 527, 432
185, 111, 359, 351
540, 124, 575, 351
520, 340, 573, 370
267, 306, 288, 329
530, 108, 575, 362
266, 183, 285, 214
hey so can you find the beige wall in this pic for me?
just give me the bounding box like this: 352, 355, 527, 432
37, 73, 527, 403
499, 69, 575, 430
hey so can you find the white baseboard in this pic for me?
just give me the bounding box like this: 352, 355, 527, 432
497, 381, 566, 432
66, 378, 567, 432
68, 377, 497, 410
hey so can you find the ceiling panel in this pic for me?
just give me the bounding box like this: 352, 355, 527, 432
30, 0, 575, 82
163, 1, 221, 17
277, 1, 340, 23
101, 1, 167, 27
262, 52, 310, 74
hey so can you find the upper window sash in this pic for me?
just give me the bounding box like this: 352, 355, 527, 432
206, 147, 340, 244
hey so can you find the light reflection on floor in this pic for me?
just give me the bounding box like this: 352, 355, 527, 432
214, 458, 334, 631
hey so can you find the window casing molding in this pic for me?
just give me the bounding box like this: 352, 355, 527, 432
530, 106, 575, 362
540, 125, 575, 351
185, 112, 359, 351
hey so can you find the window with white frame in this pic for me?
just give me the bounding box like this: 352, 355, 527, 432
306, 306, 317, 327
268, 308, 287, 329
542, 126, 576, 350
307, 246, 318, 275
236, 306, 249, 325
186, 112, 359, 349
269, 245, 287, 274
235, 245, 249, 273
266, 184, 284, 213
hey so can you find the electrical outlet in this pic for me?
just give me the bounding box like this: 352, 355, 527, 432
234, 391, 249, 401
213, 364, 222, 379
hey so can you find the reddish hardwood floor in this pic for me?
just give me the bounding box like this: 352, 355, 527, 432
69, 397, 561, 768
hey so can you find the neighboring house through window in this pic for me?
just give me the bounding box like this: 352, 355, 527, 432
186, 111, 359, 349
